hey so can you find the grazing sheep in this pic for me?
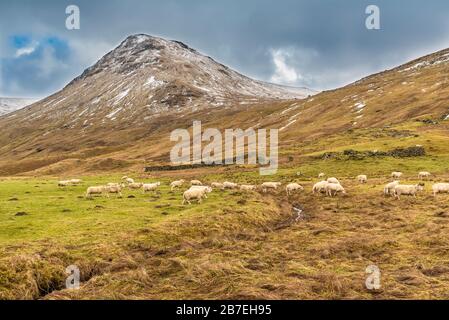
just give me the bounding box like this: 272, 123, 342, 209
432, 183, 449, 196
106, 185, 122, 197
394, 183, 425, 200
313, 181, 329, 194
191, 180, 203, 186
170, 180, 185, 191
357, 175, 368, 184
418, 171, 432, 180
391, 172, 403, 179
128, 182, 143, 190
261, 182, 282, 193
286, 183, 304, 196
240, 184, 257, 191
223, 181, 238, 189
211, 182, 224, 190
142, 182, 161, 193
189, 186, 213, 198
58, 180, 72, 187
384, 181, 400, 196
85, 186, 108, 199
183, 188, 209, 205
325, 183, 346, 197
327, 177, 341, 185
318, 173, 326, 179
107, 182, 125, 188
70, 179, 83, 185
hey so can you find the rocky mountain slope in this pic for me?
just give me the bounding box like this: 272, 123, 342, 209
1, 35, 449, 175
0, 97, 37, 116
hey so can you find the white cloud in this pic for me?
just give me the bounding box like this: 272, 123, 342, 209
270, 48, 302, 85
15, 42, 39, 57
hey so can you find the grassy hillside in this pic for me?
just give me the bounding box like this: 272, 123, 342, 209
2, 131, 449, 299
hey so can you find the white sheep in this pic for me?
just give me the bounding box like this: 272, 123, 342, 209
191, 180, 203, 186
261, 182, 282, 193
223, 181, 238, 189
107, 182, 125, 188
189, 186, 213, 198
128, 182, 143, 190
391, 172, 403, 179
418, 171, 431, 180
58, 180, 72, 187
313, 181, 329, 194
326, 183, 346, 197
432, 183, 449, 196
357, 175, 368, 184
211, 182, 224, 190
106, 185, 122, 197
394, 184, 425, 200
142, 182, 161, 193
70, 179, 83, 185
286, 183, 304, 196
384, 181, 400, 196
170, 180, 185, 191
183, 188, 209, 205
318, 173, 326, 179
85, 186, 108, 199
327, 177, 341, 185
240, 184, 257, 191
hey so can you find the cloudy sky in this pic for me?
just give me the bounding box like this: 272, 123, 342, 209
1, 0, 449, 98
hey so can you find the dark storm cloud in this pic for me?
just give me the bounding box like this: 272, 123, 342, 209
1, 0, 449, 97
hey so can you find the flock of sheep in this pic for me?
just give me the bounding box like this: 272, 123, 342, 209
56, 170, 449, 205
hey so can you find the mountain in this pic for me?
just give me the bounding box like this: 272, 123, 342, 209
2, 34, 315, 128
0, 97, 37, 116
1, 35, 449, 175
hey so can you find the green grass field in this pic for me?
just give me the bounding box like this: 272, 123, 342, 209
2, 153, 449, 300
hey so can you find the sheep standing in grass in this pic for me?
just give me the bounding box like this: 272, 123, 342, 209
240, 185, 257, 191
261, 182, 282, 193
223, 181, 238, 189
327, 177, 341, 185
357, 175, 368, 184
313, 181, 329, 194
384, 181, 400, 196
211, 182, 224, 190
58, 180, 71, 187
183, 188, 209, 205
286, 183, 304, 196
432, 183, 449, 196
391, 172, 403, 180
128, 182, 143, 190
70, 179, 83, 185
106, 185, 122, 197
170, 180, 185, 191
325, 183, 346, 197
191, 180, 203, 186
86, 186, 108, 199
142, 182, 161, 193
394, 183, 425, 200
418, 172, 432, 180
107, 182, 125, 188
189, 186, 213, 198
